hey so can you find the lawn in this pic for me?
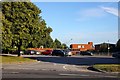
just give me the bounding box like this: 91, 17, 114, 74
93, 64, 120, 72
0, 55, 36, 64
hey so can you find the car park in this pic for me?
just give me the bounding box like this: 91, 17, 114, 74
112, 52, 120, 58
80, 51, 93, 56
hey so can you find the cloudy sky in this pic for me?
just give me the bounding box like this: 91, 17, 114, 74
33, 2, 119, 45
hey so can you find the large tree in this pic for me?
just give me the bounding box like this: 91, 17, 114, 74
2, 2, 53, 56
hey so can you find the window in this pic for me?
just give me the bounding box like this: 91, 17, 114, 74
82, 45, 84, 48
78, 45, 81, 48
78, 45, 84, 48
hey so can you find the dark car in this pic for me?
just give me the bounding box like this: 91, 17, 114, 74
41, 50, 53, 55
51, 50, 65, 56
80, 51, 93, 56
12, 50, 24, 55
112, 52, 120, 58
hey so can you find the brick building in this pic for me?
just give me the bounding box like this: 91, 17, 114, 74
70, 42, 94, 51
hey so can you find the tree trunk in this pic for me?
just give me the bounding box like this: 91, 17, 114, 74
17, 39, 22, 57
18, 45, 21, 57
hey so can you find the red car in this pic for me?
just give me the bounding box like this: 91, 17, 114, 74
41, 50, 53, 55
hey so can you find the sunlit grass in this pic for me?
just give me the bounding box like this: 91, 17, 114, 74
93, 64, 120, 72
0, 55, 36, 64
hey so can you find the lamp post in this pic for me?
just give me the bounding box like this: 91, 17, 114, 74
65, 38, 73, 49
108, 40, 110, 56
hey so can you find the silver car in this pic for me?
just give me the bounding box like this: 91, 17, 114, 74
64, 50, 72, 56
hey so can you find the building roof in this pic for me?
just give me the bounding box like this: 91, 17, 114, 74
95, 43, 115, 46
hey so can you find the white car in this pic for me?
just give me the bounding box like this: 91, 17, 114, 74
64, 50, 72, 56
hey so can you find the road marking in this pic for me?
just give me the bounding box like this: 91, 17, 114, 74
63, 65, 67, 70
72, 65, 75, 67
18, 68, 31, 70
11, 72, 19, 74
41, 69, 47, 71
59, 73, 90, 77
59, 73, 79, 76
53, 63, 57, 66
104, 76, 118, 78
37, 61, 41, 63
80, 74, 90, 77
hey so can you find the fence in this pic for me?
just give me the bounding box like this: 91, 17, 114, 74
93, 52, 113, 56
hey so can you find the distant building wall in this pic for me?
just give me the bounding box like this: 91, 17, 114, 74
70, 42, 94, 51
95, 43, 116, 52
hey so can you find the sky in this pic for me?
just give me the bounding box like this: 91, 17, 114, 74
32, 2, 119, 46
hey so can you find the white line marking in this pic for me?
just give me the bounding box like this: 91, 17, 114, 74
63, 65, 67, 70
41, 69, 47, 70
80, 74, 90, 77
59, 73, 78, 76
59, 73, 90, 77
37, 61, 41, 63
104, 76, 118, 78
11, 72, 19, 74
53, 63, 57, 66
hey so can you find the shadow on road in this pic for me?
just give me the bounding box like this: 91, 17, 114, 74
25, 56, 120, 66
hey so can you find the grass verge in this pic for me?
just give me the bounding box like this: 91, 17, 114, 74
93, 64, 120, 72
0, 55, 36, 64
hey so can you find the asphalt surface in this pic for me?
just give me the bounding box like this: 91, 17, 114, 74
1, 55, 120, 79
2, 69, 119, 78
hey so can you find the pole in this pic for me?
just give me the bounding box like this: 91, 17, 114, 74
108, 40, 110, 56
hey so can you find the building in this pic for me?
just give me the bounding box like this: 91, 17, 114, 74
70, 42, 94, 51
95, 43, 116, 52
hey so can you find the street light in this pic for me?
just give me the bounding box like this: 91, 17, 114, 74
108, 40, 110, 56
64, 38, 73, 48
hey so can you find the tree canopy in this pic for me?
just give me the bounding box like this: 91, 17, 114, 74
1, 2, 67, 56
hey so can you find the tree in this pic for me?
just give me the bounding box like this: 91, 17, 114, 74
53, 39, 62, 49
1, 2, 51, 56
99, 43, 108, 52
2, 1, 64, 56
61, 43, 68, 49
116, 39, 120, 51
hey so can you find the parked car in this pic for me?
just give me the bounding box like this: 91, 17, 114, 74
80, 51, 93, 56
63, 49, 72, 56
35, 50, 41, 55
12, 50, 24, 55
41, 50, 53, 55
51, 49, 65, 56
112, 52, 120, 58
24, 50, 40, 55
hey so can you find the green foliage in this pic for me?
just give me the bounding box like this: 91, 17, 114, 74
61, 43, 68, 49
99, 43, 108, 52
2, 2, 66, 55
54, 39, 62, 49
116, 39, 120, 51
2, 2, 50, 53
2, 2, 42, 54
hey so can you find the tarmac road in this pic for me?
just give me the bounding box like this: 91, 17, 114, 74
2, 68, 119, 78
2, 55, 120, 79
